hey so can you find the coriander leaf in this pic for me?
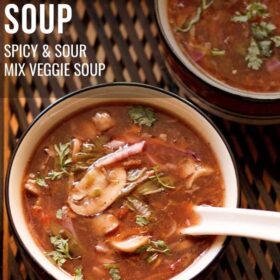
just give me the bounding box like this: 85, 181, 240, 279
137, 240, 171, 264
104, 264, 122, 280
251, 22, 276, 40
231, 12, 248, 23
246, 39, 263, 70
232, 12, 247, 23
47, 235, 79, 266
258, 40, 272, 57
271, 36, 280, 47
149, 240, 171, 255
128, 106, 157, 127
47, 170, 66, 180
211, 48, 226, 56
232, 2, 269, 22
56, 209, 63, 220
45, 141, 73, 182
47, 250, 67, 266
73, 266, 83, 280
246, 2, 269, 20
136, 215, 150, 227
54, 142, 72, 170
35, 176, 48, 187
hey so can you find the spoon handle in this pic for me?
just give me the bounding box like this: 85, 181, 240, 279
181, 206, 280, 242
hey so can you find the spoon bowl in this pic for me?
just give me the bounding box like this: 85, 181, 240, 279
181, 206, 280, 242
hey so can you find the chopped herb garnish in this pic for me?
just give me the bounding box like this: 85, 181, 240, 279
147, 240, 171, 255
211, 48, 226, 56
47, 235, 79, 266
232, 3, 280, 70
56, 208, 63, 220
137, 240, 171, 264
231, 12, 249, 23
246, 39, 263, 70
271, 36, 280, 47
47, 170, 66, 181
177, 0, 214, 33
128, 106, 157, 127
232, 2, 269, 22
73, 266, 83, 280
104, 264, 122, 280
34, 176, 48, 187
54, 142, 72, 170
251, 22, 276, 40
41, 141, 73, 183
258, 40, 273, 57
136, 215, 150, 227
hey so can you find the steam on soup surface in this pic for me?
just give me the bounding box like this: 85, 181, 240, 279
23, 104, 224, 280
168, 0, 280, 93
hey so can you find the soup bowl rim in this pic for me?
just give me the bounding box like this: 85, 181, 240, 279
5, 82, 240, 280
154, 0, 280, 101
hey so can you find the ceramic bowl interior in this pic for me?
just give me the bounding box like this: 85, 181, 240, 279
155, 0, 280, 100
6, 83, 239, 280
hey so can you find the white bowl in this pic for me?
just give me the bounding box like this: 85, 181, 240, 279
6, 83, 239, 280
155, 0, 280, 124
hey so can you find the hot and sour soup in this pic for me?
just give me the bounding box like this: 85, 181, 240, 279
168, 0, 280, 93
23, 103, 224, 280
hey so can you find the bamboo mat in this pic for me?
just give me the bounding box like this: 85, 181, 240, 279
1, 1, 280, 279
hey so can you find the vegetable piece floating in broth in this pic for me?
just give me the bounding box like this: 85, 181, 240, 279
23, 104, 224, 279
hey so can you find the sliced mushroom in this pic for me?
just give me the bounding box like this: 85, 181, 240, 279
186, 167, 213, 188
68, 167, 127, 216
178, 157, 198, 179
92, 112, 115, 132
110, 235, 150, 253
68, 142, 145, 216
179, 157, 213, 188
71, 167, 108, 200
91, 214, 119, 236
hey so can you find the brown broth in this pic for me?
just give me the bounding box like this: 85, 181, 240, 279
23, 104, 224, 280
168, 0, 280, 93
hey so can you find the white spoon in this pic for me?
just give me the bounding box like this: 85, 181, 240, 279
180, 206, 280, 242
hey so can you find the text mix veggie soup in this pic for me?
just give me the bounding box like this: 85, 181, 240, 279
168, 0, 280, 93
23, 104, 224, 280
